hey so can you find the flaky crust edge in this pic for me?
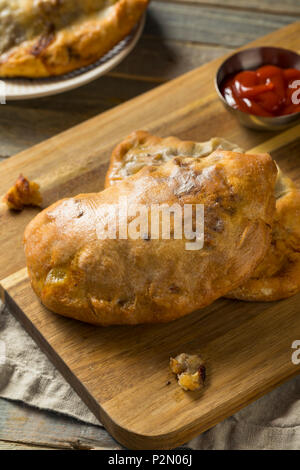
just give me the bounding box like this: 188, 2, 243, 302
0, 0, 149, 78
104, 130, 232, 188
105, 131, 162, 187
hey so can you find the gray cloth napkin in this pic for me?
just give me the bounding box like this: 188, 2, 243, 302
0, 299, 299, 450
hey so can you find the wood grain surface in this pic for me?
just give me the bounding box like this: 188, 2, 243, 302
1, 1, 300, 158
0, 400, 120, 450
145, 2, 295, 47
159, 0, 300, 15
0, 22, 300, 449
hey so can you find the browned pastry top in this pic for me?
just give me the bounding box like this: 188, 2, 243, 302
24, 149, 276, 325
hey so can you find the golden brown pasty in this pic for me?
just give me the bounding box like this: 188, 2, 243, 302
0, 0, 148, 77
105, 131, 300, 302
24, 149, 276, 325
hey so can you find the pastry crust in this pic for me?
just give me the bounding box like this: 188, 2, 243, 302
0, 0, 148, 77
24, 149, 276, 325
105, 131, 300, 302
227, 171, 300, 301
105, 130, 243, 187
3, 174, 42, 210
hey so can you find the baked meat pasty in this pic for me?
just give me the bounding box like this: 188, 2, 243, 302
105, 131, 300, 301
0, 0, 148, 77
24, 150, 276, 325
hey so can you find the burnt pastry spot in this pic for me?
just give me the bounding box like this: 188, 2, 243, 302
66, 45, 81, 61
173, 157, 190, 168
169, 284, 180, 293
31, 31, 55, 57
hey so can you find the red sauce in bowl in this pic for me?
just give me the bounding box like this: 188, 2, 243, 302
221, 65, 300, 117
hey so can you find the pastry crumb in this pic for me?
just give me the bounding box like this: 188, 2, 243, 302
3, 174, 42, 211
170, 353, 206, 391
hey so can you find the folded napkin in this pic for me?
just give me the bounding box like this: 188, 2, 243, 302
0, 300, 299, 449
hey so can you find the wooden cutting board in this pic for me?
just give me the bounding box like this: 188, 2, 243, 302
1, 22, 300, 450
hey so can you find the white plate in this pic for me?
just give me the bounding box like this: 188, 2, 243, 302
2, 14, 145, 101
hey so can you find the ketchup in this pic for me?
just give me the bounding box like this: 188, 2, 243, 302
221, 65, 300, 117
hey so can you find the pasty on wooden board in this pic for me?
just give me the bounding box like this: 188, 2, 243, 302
24, 149, 276, 325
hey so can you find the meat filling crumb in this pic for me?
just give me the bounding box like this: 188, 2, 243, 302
3, 174, 42, 211
170, 353, 206, 391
